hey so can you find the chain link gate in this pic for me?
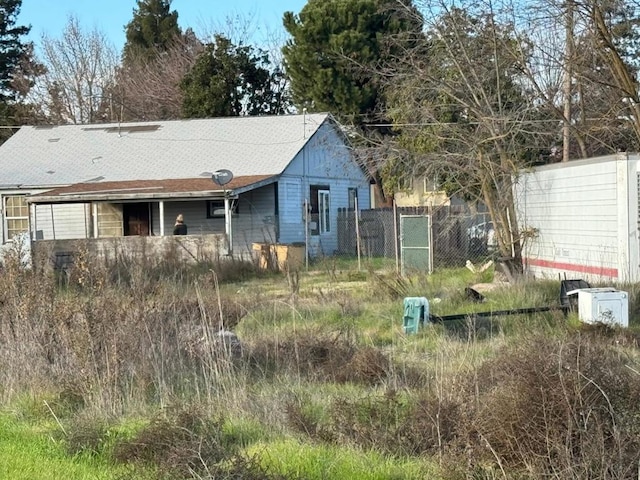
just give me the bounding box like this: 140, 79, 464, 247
400, 214, 432, 276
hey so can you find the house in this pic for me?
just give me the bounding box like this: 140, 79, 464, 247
393, 175, 451, 208
0, 113, 371, 263
514, 153, 640, 283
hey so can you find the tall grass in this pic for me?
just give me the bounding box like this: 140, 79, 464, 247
2, 244, 640, 478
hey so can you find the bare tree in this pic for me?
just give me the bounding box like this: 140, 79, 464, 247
370, 0, 640, 269
506, 0, 640, 159
112, 11, 293, 122
34, 16, 117, 124
575, 0, 640, 150
374, 0, 556, 266
195, 10, 293, 109
111, 30, 204, 121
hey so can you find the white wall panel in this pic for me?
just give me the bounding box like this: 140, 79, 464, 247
515, 155, 639, 282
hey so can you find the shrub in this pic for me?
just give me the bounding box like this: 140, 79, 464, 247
249, 331, 390, 385
445, 331, 640, 478
113, 405, 227, 477
112, 405, 291, 479
289, 390, 458, 458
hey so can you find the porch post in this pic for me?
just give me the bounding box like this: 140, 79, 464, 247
224, 197, 233, 255
92, 203, 99, 238
159, 200, 165, 236
30, 202, 36, 239
28, 202, 35, 265
50, 204, 56, 240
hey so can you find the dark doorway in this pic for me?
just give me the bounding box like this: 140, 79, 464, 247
123, 203, 150, 236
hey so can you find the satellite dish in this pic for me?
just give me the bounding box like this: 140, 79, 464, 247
212, 169, 233, 186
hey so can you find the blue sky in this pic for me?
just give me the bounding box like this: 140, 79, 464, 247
19, 0, 308, 51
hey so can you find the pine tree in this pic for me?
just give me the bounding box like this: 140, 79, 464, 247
0, 0, 30, 102
180, 35, 290, 118
123, 0, 180, 62
282, 0, 421, 124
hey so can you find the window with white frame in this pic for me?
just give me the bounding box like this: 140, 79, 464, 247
4, 195, 29, 241
309, 185, 331, 235
423, 176, 438, 193
348, 187, 358, 210
318, 190, 330, 234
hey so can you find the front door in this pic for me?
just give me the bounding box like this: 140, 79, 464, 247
123, 203, 150, 236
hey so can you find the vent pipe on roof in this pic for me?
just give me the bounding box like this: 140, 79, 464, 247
303, 108, 307, 139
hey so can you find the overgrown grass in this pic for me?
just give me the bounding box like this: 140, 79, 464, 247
2, 245, 640, 479
247, 438, 437, 480
0, 413, 143, 480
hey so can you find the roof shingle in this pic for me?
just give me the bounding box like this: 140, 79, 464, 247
0, 113, 329, 187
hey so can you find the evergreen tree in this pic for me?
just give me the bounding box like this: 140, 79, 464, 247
0, 0, 41, 143
0, 0, 30, 102
123, 0, 180, 62
282, 0, 421, 124
180, 34, 290, 118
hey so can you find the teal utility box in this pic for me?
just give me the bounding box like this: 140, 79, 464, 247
403, 297, 429, 334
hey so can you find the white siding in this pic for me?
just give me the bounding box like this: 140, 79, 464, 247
515, 154, 638, 282
34, 203, 90, 240
1, 189, 89, 243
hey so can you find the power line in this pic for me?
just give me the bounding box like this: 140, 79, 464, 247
1, 115, 634, 131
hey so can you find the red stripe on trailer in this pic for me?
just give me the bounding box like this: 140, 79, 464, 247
525, 258, 618, 278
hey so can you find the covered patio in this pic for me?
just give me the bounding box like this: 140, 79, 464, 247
27, 175, 275, 265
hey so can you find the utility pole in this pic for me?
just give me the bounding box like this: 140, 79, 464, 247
562, 0, 574, 162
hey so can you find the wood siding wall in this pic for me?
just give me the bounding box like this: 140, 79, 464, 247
150, 184, 277, 256
278, 122, 370, 255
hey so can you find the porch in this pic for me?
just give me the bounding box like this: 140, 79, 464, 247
25, 177, 280, 265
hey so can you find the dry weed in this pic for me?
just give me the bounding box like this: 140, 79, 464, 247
445, 331, 640, 478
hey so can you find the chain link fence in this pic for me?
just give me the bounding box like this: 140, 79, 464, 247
337, 205, 492, 270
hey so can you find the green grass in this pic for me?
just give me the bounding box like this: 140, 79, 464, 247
247, 438, 439, 480
3, 256, 640, 479
0, 413, 144, 480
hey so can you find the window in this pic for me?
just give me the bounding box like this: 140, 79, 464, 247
318, 190, 330, 234
309, 185, 330, 235
4, 195, 29, 241
207, 199, 238, 218
397, 176, 411, 191
95, 202, 124, 237
348, 188, 358, 210
423, 176, 438, 193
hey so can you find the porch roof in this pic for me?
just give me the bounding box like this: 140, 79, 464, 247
28, 175, 276, 204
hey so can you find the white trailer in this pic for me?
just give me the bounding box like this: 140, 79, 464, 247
514, 153, 640, 283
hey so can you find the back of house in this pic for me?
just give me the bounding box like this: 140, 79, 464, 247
0, 114, 371, 263
514, 153, 640, 283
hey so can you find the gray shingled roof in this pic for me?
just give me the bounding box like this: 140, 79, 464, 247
0, 113, 330, 187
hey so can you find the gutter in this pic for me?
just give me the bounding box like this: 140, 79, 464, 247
231, 175, 279, 195
28, 190, 232, 204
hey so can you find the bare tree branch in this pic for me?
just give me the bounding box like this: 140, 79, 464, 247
34, 15, 117, 124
